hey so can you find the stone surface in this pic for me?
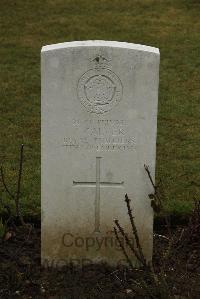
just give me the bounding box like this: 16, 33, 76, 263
41, 40, 160, 267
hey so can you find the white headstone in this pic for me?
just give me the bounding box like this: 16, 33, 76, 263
41, 41, 159, 267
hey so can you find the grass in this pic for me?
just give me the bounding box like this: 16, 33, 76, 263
0, 0, 199, 218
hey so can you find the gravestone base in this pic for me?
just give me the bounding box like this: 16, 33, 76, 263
42, 214, 153, 268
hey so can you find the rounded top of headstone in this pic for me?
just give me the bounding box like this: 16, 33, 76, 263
41, 40, 159, 54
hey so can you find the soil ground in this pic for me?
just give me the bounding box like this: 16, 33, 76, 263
0, 224, 199, 299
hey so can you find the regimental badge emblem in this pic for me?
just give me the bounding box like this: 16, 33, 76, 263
77, 55, 123, 114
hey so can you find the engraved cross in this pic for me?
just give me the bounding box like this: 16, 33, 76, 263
73, 157, 124, 233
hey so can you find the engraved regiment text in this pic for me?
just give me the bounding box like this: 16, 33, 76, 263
63, 119, 135, 151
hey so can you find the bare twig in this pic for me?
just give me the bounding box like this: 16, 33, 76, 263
0, 166, 15, 200
15, 144, 24, 220
114, 219, 146, 268
144, 164, 161, 207
144, 164, 172, 238
0, 144, 27, 227
125, 194, 146, 266
112, 191, 173, 298
113, 226, 134, 270
144, 164, 157, 191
